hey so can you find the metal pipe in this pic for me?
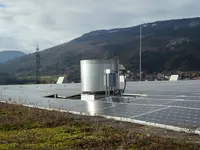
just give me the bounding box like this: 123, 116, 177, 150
140, 25, 142, 82
105, 73, 108, 97
108, 76, 110, 97
123, 74, 127, 94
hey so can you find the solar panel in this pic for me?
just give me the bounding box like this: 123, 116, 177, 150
135, 106, 200, 129
107, 97, 175, 105
1, 81, 200, 133
166, 101, 200, 108
97, 104, 165, 118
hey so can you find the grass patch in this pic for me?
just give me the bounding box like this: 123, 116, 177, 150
17, 75, 67, 84
0, 102, 200, 150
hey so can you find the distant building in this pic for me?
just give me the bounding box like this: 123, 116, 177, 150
193, 76, 200, 80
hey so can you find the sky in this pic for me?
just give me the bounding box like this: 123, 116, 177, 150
0, 0, 200, 53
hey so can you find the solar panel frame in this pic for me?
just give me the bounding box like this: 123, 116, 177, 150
1, 81, 200, 132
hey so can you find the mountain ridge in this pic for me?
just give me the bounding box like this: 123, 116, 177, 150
1, 17, 200, 81
0, 50, 25, 63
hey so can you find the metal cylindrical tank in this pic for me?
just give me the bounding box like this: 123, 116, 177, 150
81, 59, 119, 93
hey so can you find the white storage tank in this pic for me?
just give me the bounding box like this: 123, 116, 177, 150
80, 59, 119, 93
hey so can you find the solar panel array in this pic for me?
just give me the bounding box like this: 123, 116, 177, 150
1, 80, 200, 132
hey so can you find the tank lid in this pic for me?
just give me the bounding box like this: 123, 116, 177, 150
80, 59, 118, 64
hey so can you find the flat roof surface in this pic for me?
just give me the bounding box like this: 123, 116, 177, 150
1, 80, 200, 133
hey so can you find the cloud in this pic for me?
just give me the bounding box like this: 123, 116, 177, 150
0, 0, 199, 53
0, 4, 6, 8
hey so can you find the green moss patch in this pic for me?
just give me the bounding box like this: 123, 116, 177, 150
0, 102, 199, 150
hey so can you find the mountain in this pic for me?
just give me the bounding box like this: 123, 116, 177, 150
1, 17, 200, 81
0, 51, 25, 63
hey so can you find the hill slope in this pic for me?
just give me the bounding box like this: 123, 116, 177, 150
0, 51, 25, 63
1, 17, 200, 81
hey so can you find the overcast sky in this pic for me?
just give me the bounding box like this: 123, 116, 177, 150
0, 0, 199, 53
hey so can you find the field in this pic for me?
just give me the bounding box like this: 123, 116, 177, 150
0, 102, 200, 150
17, 75, 67, 84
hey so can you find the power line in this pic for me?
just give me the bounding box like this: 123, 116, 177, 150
36, 44, 40, 84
